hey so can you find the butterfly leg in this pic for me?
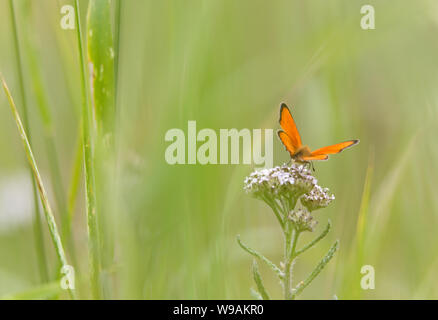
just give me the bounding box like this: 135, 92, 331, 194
303, 161, 315, 172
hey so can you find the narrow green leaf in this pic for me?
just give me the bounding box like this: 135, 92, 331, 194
252, 260, 270, 300
1, 76, 75, 300
74, 0, 102, 299
87, 0, 115, 136
237, 235, 284, 280
87, 0, 117, 299
295, 220, 331, 257
292, 240, 339, 298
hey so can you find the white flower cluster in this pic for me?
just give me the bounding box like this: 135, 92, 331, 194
301, 184, 335, 212
244, 163, 335, 232
243, 163, 317, 200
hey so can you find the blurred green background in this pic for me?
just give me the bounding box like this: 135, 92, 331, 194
1, 0, 438, 299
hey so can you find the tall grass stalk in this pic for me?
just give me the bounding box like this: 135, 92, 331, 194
87, 0, 117, 298
8, 0, 48, 283
87, 0, 115, 136
1, 77, 75, 299
74, 0, 102, 299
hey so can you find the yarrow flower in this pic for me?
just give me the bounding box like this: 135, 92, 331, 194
301, 185, 335, 212
243, 162, 335, 230
240, 161, 340, 300
243, 163, 317, 208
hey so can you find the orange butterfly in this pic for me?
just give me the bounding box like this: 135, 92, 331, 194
277, 103, 359, 163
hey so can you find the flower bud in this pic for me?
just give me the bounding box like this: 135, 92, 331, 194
288, 209, 317, 232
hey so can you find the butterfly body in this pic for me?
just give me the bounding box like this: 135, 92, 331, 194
290, 145, 312, 162
277, 103, 359, 163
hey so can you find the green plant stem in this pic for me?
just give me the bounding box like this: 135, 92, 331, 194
74, 0, 102, 299
2, 77, 76, 300
283, 227, 292, 299
283, 224, 300, 300
8, 0, 48, 283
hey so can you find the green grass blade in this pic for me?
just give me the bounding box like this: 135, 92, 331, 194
87, 0, 115, 136
87, 0, 117, 298
1, 76, 75, 299
74, 0, 102, 299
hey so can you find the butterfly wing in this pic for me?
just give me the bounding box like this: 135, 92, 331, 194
310, 139, 359, 156
279, 103, 302, 150
301, 154, 329, 161
277, 130, 296, 157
